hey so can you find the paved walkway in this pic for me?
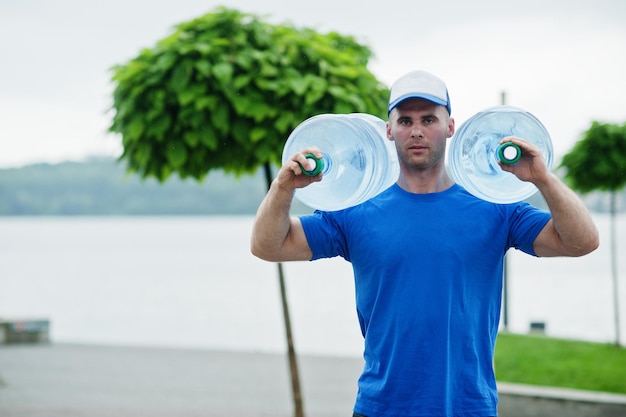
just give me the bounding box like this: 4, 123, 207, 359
0, 343, 363, 417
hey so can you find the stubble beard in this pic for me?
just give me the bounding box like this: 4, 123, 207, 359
399, 143, 446, 172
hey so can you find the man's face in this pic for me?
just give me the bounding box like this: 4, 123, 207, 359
387, 98, 455, 171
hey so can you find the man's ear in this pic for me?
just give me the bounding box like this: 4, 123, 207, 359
447, 117, 455, 139
386, 121, 394, 141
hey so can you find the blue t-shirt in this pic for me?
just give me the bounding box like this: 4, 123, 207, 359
300, 183, 551, 417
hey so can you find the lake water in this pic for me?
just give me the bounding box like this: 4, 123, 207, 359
1, 214, 625, 356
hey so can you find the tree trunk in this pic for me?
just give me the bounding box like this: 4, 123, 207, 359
263, 162, 305, 417
610, 191, 621, 346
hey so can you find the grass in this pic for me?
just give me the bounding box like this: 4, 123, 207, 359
494, 332, 626, 394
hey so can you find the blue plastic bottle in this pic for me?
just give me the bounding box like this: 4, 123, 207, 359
447, 105, 554, 204
282, 113, 400, 211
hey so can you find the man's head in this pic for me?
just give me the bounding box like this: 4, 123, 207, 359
388, 70, 451, 116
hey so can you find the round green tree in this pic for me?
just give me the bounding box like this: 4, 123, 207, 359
560, 121, 626, 193
109, 6, 389, 181
560, 120, 626, 346
108, 8, 390, 417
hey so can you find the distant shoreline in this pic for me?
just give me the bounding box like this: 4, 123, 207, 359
0, 157, 620, 215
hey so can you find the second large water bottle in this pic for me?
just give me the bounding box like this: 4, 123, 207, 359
282, 113, 400, 211
447, 105, 554, 204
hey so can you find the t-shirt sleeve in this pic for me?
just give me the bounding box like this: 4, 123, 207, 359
299, 210, 348, 261
508, 202, 551, 256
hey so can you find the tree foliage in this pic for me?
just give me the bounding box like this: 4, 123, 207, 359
560, 120, 626, 347
560, 121, 626, 193
108, 7, 389, 181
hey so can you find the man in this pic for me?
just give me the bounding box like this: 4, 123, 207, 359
250, 70, 599, 416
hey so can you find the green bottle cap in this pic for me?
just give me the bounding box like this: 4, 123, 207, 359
299, 153, 324, 176
497, 142, 522, 165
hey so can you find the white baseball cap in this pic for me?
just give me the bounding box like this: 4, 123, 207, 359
388, 70, 451, 115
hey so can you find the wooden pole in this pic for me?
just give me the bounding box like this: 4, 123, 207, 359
610, 191, 621, 346
263, 162, 305, 417
501, 90, 510, 332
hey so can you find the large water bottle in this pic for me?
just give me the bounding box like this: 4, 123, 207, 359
447, 105, 554, 204
282, 113, 400, 211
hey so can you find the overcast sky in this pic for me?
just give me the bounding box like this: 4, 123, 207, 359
1, 0, 625, 168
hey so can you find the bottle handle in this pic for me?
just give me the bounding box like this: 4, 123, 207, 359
299, 153, 324, 176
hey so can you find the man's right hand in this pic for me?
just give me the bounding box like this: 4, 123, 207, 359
277, 147, 324, 190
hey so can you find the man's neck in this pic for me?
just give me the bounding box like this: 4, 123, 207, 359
396, 167, 454, 194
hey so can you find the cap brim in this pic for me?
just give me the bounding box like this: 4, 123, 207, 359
388, 93, 449, 114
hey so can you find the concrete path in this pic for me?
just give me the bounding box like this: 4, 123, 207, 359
3, 343, 625, 417
0, 343, 363, 417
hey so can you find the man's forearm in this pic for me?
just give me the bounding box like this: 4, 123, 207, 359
536, 172, 599, 256
251, 148, 322, 262
251, 180, 308, 261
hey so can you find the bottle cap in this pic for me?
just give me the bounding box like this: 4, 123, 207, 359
299, 153, 323, 176
497, 142, 522, 165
